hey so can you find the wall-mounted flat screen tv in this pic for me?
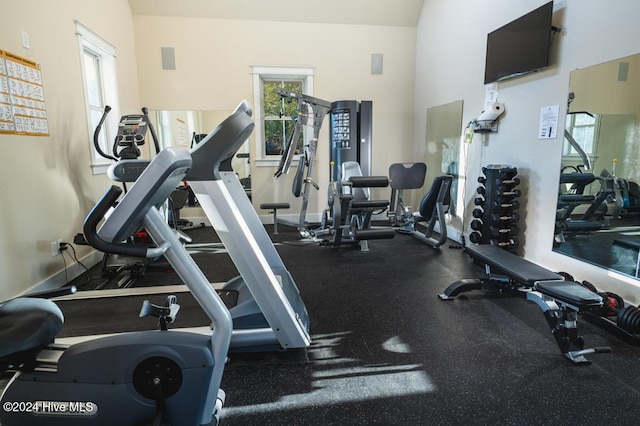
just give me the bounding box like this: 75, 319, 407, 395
484, 1, 554, 84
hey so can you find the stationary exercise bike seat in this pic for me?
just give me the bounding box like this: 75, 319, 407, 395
0, 297, 63, 358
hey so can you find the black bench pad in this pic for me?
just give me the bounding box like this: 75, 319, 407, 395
536, 280, 603, 308
351, 200, 390, 210
260, 203, 290, 210
349, 176, 389, 188
466, 244, 564, 286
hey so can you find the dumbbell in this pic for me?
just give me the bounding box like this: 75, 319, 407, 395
500, 189, 522, 198
491, 199, 520, 210
489, 238, 516, 248
489, 225, 519, 237
489, 212, 519, 223
495, 176, 521, 187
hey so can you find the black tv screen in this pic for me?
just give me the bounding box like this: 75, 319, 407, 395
484, 1, 554, 84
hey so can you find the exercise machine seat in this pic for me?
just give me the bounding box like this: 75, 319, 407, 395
466, 244, 563, 286
342, 161, 369, 201
535, 280, 603, 308
0, 297, 63, 358
389, 162, 427, 190
415, 175, 452, 221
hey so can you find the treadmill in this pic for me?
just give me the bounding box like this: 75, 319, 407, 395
56, 102, 311, 353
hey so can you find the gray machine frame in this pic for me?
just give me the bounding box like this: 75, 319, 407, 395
187, 102, 311, 351
274, 89, 333, 233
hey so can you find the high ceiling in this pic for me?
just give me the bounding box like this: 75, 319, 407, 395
128, 0, 425, 27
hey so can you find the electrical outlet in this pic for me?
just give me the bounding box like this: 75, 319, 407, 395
21, 30, 30, 49
50, 239, 63, 256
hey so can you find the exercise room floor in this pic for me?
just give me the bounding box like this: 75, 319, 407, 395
8, 224, 640, 425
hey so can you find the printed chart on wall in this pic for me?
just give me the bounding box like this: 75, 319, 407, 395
0, 50, 49, 136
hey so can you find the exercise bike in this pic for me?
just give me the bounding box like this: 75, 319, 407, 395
0, 147, 232, 425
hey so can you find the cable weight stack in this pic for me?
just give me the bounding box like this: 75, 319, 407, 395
469, 165, 520, 251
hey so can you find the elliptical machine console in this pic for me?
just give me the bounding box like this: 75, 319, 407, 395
94, 105, 161, 183
115, 114, 149, 159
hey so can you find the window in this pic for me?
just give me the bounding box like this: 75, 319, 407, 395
564, 113, 599, 157
252, 66, 313, 166
75, 21, 119, 174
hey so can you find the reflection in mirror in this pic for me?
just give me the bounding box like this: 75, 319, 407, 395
425, 100, 464, 233
149, 110, 251, 203
554, 53, 640, 278
148, 110, 251, 197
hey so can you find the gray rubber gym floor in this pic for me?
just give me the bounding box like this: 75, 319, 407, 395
11, 224, 640, 425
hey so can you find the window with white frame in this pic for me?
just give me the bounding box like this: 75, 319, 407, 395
564, 112, 599, 157
75, 21, 119, 174
252, 66, 313, 166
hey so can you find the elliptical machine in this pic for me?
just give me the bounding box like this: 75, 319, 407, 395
0, 147, 232, 425
82, 106, 181, 289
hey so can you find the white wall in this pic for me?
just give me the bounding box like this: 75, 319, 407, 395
416, 0, 640, 304
131, 16, 417, 219
0, 0, 141, 300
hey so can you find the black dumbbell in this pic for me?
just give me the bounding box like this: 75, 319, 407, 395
471, 220, 483, 231
489, 212, 519, 223
489, 225, 519, 237
469, 232, 482, 243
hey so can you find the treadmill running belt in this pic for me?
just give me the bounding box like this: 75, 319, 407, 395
55, 290, 239, 338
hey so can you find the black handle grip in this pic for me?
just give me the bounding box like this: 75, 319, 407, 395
83, 186, 149, 258
93, 105, 116, 161
142, 106, 161, 155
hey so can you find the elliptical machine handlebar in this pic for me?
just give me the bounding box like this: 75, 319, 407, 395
141, 107, 161, 155
93, 105, 117, 161
83, 185, 150, 258
93, 105, 161, 163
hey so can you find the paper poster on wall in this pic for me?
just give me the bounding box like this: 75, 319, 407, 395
538, 105, 559, 139
175, 117, 188, 147
0, 50, 49, 136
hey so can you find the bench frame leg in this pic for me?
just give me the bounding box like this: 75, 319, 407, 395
525, 290, 611, 364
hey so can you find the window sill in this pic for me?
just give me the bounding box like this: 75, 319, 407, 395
91, 162, 110, 175
255, 157, 300, 168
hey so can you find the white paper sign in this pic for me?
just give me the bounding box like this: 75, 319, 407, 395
484, 83, 499, 110
539, 105, 559, 139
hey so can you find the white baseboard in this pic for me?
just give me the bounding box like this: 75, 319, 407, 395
29, 250, 104, 295
259, 213, 322, 226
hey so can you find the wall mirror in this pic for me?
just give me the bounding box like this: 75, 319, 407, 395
554, 52, 640, 278
147, 109, 251, 191
148, 109, 249, 177
425, 99, 464, 233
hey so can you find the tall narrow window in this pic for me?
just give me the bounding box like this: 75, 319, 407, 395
252, 66, 313, 166
76, 21, 119, 174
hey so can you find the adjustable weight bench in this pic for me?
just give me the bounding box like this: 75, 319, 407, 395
439, 244, 611, 364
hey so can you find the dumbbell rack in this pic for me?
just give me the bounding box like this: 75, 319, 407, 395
470, 165, 521, 251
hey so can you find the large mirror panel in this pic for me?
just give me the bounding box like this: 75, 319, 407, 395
148, 109, 251, 209
425, 100, 464, 234
148, 109, 249, 179
554, 53, 640, 278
